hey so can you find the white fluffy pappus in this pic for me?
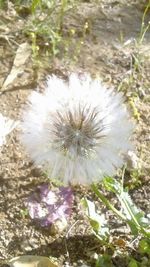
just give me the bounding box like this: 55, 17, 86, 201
20, 74, 134, 184
0, 113, 18, 147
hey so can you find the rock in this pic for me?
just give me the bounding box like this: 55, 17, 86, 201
8, 255, 58, 267
50, 218, 68, 235
125, 150, 141, 170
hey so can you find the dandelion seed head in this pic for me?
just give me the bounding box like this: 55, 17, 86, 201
21, 74, 134, 184
51, 104, 106, 157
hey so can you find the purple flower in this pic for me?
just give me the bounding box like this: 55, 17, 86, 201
25, 184, 73, 227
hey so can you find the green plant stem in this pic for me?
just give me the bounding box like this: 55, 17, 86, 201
92, 184, 150, 239
120, 195, 150, 238
139, 0, 150, 45
58, 0, 67, 31
91, 183, 126, 221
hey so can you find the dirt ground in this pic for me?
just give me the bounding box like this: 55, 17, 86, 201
0, 0, 150, 266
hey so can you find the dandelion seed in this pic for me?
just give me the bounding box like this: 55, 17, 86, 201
21, 74, 133, 184
0, 113, 18, 147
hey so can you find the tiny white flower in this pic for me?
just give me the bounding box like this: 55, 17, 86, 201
0, 113, 18, 147
20, 74, 133, 184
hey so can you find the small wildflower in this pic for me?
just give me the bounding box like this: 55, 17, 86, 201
21, 74, 133, 184
25, 184, 73, 227
70, 28, 75, 35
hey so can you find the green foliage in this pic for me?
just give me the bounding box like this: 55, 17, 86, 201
138, 0, 150, 45
128, 258, 139, 267
20, 208, 29, 219
0, 0, 6, 8
22, 0, 79, 59
95, 254, 115, 267
139, 239, 150, 255
90, 176, 150, 266
103, 177, 150, 237
128, 96, 140, 121
81, 198, 109, 240
127, 169, 142, 190
23, 2, 62, 57
91, 177, 150, 239
31, 0, 41, 13
118, 1, 150, 105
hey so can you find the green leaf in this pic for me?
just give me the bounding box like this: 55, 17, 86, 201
81, 198, 109, 240
95, 254, 114, 267
139, 239, 150, 255
31, 0, 41, 13
118, 190, 150, 231
103, 177, 150, 237
103, 177, 119, 193
128, 258, 139, 267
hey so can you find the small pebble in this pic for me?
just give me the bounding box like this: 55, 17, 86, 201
125, 150, 140, 170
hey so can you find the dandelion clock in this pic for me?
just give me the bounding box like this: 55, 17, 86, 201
20, 74, 133, 184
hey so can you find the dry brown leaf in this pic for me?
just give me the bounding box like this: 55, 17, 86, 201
8, 255, 58, 267
113, 238, 126, 248
2, 42, 31, 90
